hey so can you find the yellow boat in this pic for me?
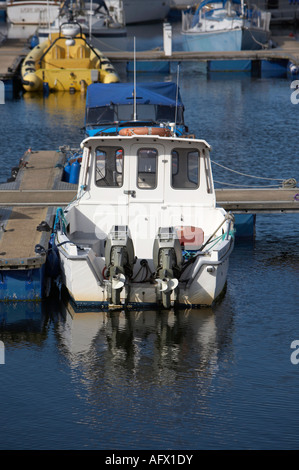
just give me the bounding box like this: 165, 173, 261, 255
21, 22, 119, 92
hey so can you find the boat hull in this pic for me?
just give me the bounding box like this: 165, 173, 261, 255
6, 1, 60, 25
55, 239, 233, 309
182, 27, 270, 52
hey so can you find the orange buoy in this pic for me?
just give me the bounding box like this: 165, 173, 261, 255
119, 127, 172, 137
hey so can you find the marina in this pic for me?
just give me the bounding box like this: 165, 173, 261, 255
2, 33, 299, 83
0, 1, 299, 452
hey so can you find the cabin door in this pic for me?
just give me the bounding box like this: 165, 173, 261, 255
123, 143, 166, 256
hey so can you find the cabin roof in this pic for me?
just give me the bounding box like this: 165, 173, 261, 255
80, 134, 211, 150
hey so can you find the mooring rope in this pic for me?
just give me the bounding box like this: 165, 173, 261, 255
213, 180, 283, 188
211, 160, 297, 188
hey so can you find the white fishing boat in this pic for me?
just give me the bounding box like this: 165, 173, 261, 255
54, 131, 234, 310
106, 0, 170, 24
6, 0, 60, 25
38, 0, 126, 40
181, 0, 271, 51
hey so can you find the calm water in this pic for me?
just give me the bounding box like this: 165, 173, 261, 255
0, 22, 299, 451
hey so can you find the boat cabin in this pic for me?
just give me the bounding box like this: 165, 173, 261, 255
68, 134, 225, 261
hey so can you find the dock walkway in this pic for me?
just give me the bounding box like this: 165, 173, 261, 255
0, 150, 64, 269
105, 35, 299, 65
0, 38, 28, 81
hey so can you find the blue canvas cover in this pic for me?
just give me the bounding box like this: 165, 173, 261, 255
86, 82, 184, 108
85, 82, 187, 136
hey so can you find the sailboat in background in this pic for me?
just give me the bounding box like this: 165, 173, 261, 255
181, 0, 272, 52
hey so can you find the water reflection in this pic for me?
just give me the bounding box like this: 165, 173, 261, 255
22, 91, 86, 120
53, 299, 234, 391
0, 301, 49, 346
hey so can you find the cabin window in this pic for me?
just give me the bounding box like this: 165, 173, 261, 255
137, 148, 158, 189
171, 148, 200, 189
86, 104, 184, 127
87, 106, 115, 125
95, 146, 123, 187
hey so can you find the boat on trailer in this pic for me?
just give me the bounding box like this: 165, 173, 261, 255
54, 132, 234, 310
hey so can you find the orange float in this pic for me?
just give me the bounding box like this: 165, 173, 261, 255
119, 127, 172, 137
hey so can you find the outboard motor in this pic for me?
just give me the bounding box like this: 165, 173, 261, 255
153, 227, 182, 309
104, 225, 135, 305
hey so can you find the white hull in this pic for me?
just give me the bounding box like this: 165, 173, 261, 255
181, 3, 271, 52
6, 1, 60, 25
57, 230, 233, 308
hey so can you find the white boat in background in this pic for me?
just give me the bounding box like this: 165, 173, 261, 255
38, 0, 127, 40
54, 131, 234, 310
107, 0, 170, 24
181, 0, 271, 51
6, 0, 60, 25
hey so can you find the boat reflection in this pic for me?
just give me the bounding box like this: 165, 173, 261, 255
22, 91, 86, 138
22, 90, 86, 115
56, 299, 234, 386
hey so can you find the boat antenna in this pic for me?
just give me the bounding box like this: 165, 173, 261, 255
89, 0, 93, 42
47, 0, 52, 42
174, 63, 180, 135
133, 36, 137, 121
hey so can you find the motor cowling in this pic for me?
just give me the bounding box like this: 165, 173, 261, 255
104, 225, 135, 305
153, 227, 182, 309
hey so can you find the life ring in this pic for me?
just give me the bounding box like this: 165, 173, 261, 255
119, 127, 172, 137
294, 193, 299, 201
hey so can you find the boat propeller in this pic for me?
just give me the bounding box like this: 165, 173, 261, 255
158, 278, 178, 293
112, 272, 126, 291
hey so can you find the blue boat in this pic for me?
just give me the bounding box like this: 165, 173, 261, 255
84, 82, 189, 137
181, 0, 272, 52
